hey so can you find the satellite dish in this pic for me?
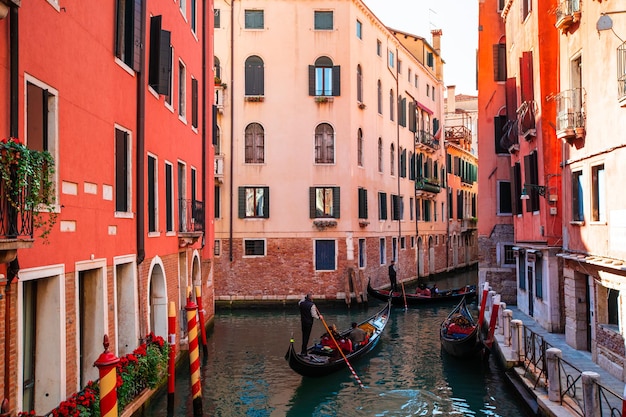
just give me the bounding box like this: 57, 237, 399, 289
596, 15, 613, 32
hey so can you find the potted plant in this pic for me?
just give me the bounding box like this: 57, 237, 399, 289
0, 137, 57, 240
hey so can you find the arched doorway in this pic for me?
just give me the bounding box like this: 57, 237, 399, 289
428, 236, 435, 275
148, 259, 168, 339
417, 237, 424, 277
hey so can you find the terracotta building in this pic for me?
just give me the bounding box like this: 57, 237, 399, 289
212, 0, 450, 302
0, 0, 214, 414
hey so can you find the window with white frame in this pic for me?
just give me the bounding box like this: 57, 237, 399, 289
379, 238, 386, 265
315, 123, 334, 164
591, 164, 605, 222
245, 55, 264, 96
572, 170, 584, 222
378, 138, 383, 172
179, 60, 186, 120
165, 162, 174, 232
180, 0, 186, 17
244, 123, 264, 163
244, 239, 266, 256
314, 11, 333, 30
147, 154, 158, 233
238, 186, 269, 218
358, 238, 366, 268
356, 19, 362, 39
115, 127, 131, 213
357, 128, 363, 166
245, 10, 264, 29
315, 240, 336, 270
310, 186, 339, 218
310, 56, 339, 96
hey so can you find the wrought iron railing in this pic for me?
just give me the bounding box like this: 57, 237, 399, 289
554, 88, 585, 134
597, 383, 623, 417
179, 199, 204, 233
415, 130, 440, 150
415, 177, 441, 193
0, 169, 34, 239
556, 356, 584, 416
522, 326, 549, 389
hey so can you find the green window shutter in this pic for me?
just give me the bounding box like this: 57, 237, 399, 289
238, 187, 246, 218
332, 66, 341, 96
263, 187, 270, 218
332, 187, 340, 218
308, 65, 316, 96
309, 187, 316, 218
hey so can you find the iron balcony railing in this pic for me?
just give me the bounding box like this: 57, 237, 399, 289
554, 88, 585, 139
555, 0, 581, 28
618, 41, 626, 102
0, 169, 34, 240
178, 199, 204, 233
415, 130, 440, 150
415, 177, 441, 193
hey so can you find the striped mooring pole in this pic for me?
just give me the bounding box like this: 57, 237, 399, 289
167, 301, 177, 417
186, 292, 203, 416
94, 335, 120, 417
194, 286, 208, 357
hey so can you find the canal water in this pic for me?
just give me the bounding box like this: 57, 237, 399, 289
145, 271, 533, 417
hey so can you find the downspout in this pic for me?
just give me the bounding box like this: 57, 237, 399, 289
136, 0, 147, 265
395, 48, 401, 266
201, 0, 206, 248
4, 4, 19, 406
228, 0, 234, 262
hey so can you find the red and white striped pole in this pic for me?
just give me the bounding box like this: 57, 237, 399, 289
478, 282, 490, 330
621, 385, 626, 417
186, 291, 203, 416
486, 294, 501, 349
167, 301, 177, 417
195, 286, 208, 357
93, 335, 120, 417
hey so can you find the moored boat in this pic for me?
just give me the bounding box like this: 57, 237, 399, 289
440, 297, 482, 358
285, 298, 391, 377
367, 279, 476, 306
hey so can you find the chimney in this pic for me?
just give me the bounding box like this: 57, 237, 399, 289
447, 85, 456, 113
431, 29, 442, 55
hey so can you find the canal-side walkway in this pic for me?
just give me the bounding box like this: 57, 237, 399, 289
492, 306, 625, 417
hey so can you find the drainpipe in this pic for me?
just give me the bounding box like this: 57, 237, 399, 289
201, 0, 206, 248
228, 0, 234, 262
395, 48, 401, 266
136, 0, 146, 265
4, 4, 19, 407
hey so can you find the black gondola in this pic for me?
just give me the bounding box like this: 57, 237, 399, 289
367, 278, 476, 306
285, 299, 391, 377
439, 297, 482, 358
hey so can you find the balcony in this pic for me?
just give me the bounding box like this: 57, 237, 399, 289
415, 130, 440, 153
444, 113, 473, 149
0, 181, 34, 261
554, 88, 585, 141
555, 0, 581, 33
499, 119, 519, 153
415, 177, 441, 197
214, 154, 224, 183
178, 199, 204, 247
516, 101, 536, 139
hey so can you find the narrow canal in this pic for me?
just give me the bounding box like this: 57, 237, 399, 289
144, 271, 533, 416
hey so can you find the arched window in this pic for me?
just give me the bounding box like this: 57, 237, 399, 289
356, 65, 363, 103
310, 56, 339, 96
245, 55, 264, 96
389, 89, 395, 121
315, 123, 334, 164
390, 143, 395, 176
245, 123, 264, 163
214, 56, 221, 81
377, 80, 382, 114
357, 128, 363, 166
378, 137, 383, 172
213, 125, 221, 155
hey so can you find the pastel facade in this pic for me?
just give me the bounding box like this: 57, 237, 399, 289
0, 0, 214, 414
212, 0, 450, 301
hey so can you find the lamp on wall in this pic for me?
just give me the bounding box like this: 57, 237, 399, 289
597, 12, 625, 41
520, 184, 547, 200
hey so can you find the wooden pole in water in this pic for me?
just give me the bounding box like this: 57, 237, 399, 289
478, 282, 490, 329
186, 290, 203, 416
167, 301, 177, 417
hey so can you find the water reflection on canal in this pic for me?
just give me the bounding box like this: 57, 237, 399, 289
145, 271, 533, 416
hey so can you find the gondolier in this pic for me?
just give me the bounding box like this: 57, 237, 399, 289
298, 293, 322, 356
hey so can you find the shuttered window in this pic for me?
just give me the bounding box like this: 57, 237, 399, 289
310, 187, 340, 218
378, 192, 387, 220
115, 0, 142, 71
493, 43, 507, 81
148, 16, 172, 96
315, 123, 334, 164
244, 123, 264, 163
245, 55, 264, 96
358, 188, 368, 219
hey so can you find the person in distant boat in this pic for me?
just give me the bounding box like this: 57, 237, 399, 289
388, 259, 398, 292
298, 293, 322, 356
432, 284, 439, 296
348, 322, 367, 348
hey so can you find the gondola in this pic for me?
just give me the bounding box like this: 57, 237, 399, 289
367, 278, 476, 306
439, 296, 482, 358
285, 298, 391, 377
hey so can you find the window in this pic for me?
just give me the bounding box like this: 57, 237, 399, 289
190, 0, 197, 33
377, 80, 382, 114
389, 89, 395, 121
388, 50, 394, 68
376, 40, 382, 56
378, 192, 387, 220
534, 257, 543, 298
245, 55, 264, 96
414, 74, 418, 88
26, 79, 58, 206
503, 245, 515, 265
524, 151, 539, 212
392, 237, 397, 261
379, 238, 386, 265
165, 162, 174, 232
591, 164, 605, 222
398, 59, 402, 74
423, 199, 431, 222
517, 249, 526, 289
408, 68, 412, 83
244, 239, 266, 256
214, 185, 221, 219
214, 56, 221, 80
572, 170, 584, 222
398, 96, 407, 127
147, 155, 158, 233
358, 188, 368, 219
115, 127, 131, 213
115, 0, 141, 70
391, 195, 403, 220
619, 42, 626, 101
358, 239, 366, 268
179, 60, 186, 119
494, 42, 507, 81
214, 239, 221, 256
309, 56, 340, 96
148, 16, 172, 97
607, 288, 619, 326
390, 144, 395, 176
179, 0, 186, 17
377, 138, 383, 172
497, 0, 505, 11
315, 240, 336, 271
409, 198, 414, 221
214, 9, 220, 29
494, 115, 508, 154
356, 65, 363, 103
315, 123, 334, 164
191, 78, 198, 129
244, 123, 264, 163
191, 167, 197, 205
427, 52, 434, 68
238, 186, 269, 218
498, 181, 512, 215
399, 147, 406, 177
245, 10, 264, 29
357, 128, 363, 166
310, 187, 340, 218
356, 20, 362, 39
522, 0, 531, 20
314, 11, 333, 30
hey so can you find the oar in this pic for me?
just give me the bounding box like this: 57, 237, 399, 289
317, 309, 365, 389
400, 281, 408, 310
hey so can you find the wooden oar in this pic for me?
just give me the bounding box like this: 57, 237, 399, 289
317, 309, 365, 389
400, 281, 408, 310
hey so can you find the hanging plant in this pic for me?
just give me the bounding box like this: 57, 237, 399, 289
0, 137, 57, 241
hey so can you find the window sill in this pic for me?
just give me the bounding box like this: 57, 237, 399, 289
313, 219, 337, 229
569, 220, 584, 226
314, 96, 334, 103
244, 95, 265, 102
114, 211, 134, 219
589, 221, 608, 226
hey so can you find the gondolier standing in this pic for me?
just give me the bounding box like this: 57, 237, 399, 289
388, 259, 398, 291
298, 293, 322, 356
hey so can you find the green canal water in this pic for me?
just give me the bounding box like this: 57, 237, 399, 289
144, 272, 533, 416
